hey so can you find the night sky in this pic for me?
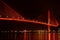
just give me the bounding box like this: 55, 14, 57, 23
2, 0, 48, 19
1, 0, 60, 28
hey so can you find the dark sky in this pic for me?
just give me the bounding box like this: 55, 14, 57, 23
2, 0, 60, 23
2, 0, 48, 19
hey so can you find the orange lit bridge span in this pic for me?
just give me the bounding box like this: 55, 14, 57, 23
0, 17, 59, 27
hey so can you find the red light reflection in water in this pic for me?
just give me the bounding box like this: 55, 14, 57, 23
24, 30, 27, 40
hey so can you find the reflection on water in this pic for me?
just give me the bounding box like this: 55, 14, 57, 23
0, 30, 60, 40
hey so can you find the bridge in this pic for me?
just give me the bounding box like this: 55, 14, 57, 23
0, 0, 59, 40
